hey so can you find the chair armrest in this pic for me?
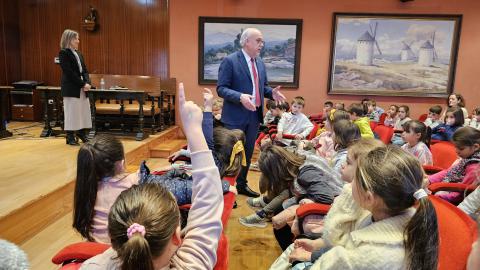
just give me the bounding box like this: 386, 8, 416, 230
296, 203, 331, 218
169, 155, 191, 163
52, 242, 110, 265
428, 182, 477, 194
422, 165, 444, 175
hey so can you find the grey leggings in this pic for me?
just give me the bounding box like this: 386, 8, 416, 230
257, 189, 291, 218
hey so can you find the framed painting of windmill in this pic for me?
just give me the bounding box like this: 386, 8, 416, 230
328, 13, 462, 97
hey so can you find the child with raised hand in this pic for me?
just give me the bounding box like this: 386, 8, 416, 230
270, 144, 439, 270
431, 107, 465, 141
429, 127, 480, 204
347, 103, 374, 138
390, 105, 412, 145
383, 104, 399, 127
401, 120, 433, 165
140, 88, 241, 203
424, 105, 443, 129
80, 83, 224, 270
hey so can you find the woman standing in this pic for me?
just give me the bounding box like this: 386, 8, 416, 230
59, 29, 92, 145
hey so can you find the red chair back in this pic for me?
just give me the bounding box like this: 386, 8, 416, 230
374, 125, 394, 144
431, 142, 457, 170
430, 195, 478, 270
307, 123, 320, 140
418, 113, 428, 122
369, 121, 378, 131
309, 113, 324, 125
378, 113, 387, 125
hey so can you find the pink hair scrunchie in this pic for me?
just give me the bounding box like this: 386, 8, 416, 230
127, 223, 146, 239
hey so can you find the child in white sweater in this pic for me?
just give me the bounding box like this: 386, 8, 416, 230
275, 96, 314, 146
270, 145, 439, 270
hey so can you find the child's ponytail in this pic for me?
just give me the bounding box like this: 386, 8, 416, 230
118, 230, 154, 270
404, 195, 439, 270
73, 143, 98, 241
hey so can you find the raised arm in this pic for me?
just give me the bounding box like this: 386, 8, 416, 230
171, 83, 224, 269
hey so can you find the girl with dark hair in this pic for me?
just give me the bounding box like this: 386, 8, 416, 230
444, 93, 469, 120
81, 83, 224, 270
401, 120, 433, 165
347, 103, 374, 138
429, 127, 480, 204
270, 145, 439, 270
391, 105, 412, 145
330, 119, 361, 173
239, 145, 343, 228
431, 107, 465, 141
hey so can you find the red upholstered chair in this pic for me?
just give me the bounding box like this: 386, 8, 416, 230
309, 113, 324, 125
295, 195, 478, 270
428, 182, 478, 205
418, 113, 428, 122
52, 242, 110, 270
369, 121, 378, 131
423, 141, 458, 174
378, 113, 387, 125
373, 125, 394, 144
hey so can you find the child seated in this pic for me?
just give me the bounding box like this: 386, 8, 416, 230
366, 99, 384, 122
431, 108, 464, 141
334, 102, 345, 111
401, 120, 433, 165
424, 105, 443, 129
384, 104, 399, 127
391, 105, 412, 145
212, 96, 224, 127
275, 97, 314, 146
429, 127, 480, 204
264, 99, 277, 125
239, 145, 343, 228
323, 101, 334, 120
309, 109, 350, 160
468, 107, 480, 130
270, 145, 438, 270
81, 85, 224, 269
347, 103, 374, 138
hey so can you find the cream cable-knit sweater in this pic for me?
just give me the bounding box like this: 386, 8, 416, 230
270, 184, 416, 270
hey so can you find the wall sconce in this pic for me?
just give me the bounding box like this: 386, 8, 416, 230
81, 6, 98, 32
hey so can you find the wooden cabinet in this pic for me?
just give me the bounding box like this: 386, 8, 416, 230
10, 81, 43, 121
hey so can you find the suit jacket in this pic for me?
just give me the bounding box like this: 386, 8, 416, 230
59, 48, 90, 98
216, 50, 273, 125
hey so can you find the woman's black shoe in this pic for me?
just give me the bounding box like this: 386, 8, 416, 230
75, 129, 89, 143
66, 131, 79, 146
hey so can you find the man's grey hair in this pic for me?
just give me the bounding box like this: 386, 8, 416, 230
240, 28, 260, 47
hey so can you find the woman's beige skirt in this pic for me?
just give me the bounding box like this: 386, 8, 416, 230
63, 89, 92, 131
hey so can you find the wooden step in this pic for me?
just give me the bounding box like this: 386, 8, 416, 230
150, 139, 187, 158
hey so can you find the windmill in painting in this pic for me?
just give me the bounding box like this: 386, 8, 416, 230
418, 32, 438, 67
356, 22, 382, 66
400, 41, 415, 62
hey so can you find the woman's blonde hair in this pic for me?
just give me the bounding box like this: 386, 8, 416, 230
108, 183, 180, 270
348, 138, 384, 161
355, 146, 438, 270
60, 29, 78, 49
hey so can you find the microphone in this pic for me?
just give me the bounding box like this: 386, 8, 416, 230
0, 239, 30, 270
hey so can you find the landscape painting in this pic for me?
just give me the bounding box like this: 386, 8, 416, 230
199, 17, 302, 88
328, 13, 462, 97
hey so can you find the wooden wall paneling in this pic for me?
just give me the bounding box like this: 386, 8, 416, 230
125, 0, 147, 75
149, 0, 169, 79
82, 0, 107, 77
0, 0, 21, 85
103, 0, 128, 75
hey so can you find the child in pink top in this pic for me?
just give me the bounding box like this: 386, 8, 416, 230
429, 127, 480, 204
384, 104, 399, 127
81, 83, 224, 270
401, 120, 433, 165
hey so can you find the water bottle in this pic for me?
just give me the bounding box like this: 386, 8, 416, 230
100, 78, 105, 90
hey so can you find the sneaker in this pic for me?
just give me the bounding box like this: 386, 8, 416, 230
239, 213, 267, 228
246, 196, 267, 210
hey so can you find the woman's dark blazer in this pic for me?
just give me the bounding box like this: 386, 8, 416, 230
59, 48, 90, 98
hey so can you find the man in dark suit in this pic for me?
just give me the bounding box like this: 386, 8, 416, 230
217, 28, 286, 197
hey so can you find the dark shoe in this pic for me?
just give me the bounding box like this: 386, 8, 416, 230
233, 201, 238, 209
66, 131, 79, 146
237, 185, 260, 198
75, 129, 89, 143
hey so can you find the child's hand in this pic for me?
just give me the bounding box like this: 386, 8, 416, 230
178, 83, 203, 137
294, 134, 303, 140
299, 198, 314, 205
168, 150, 181, 161
288, 247, 311, 263
229, 185, 238, 195
203, 88, 214, 112
294, 238, 324, 252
